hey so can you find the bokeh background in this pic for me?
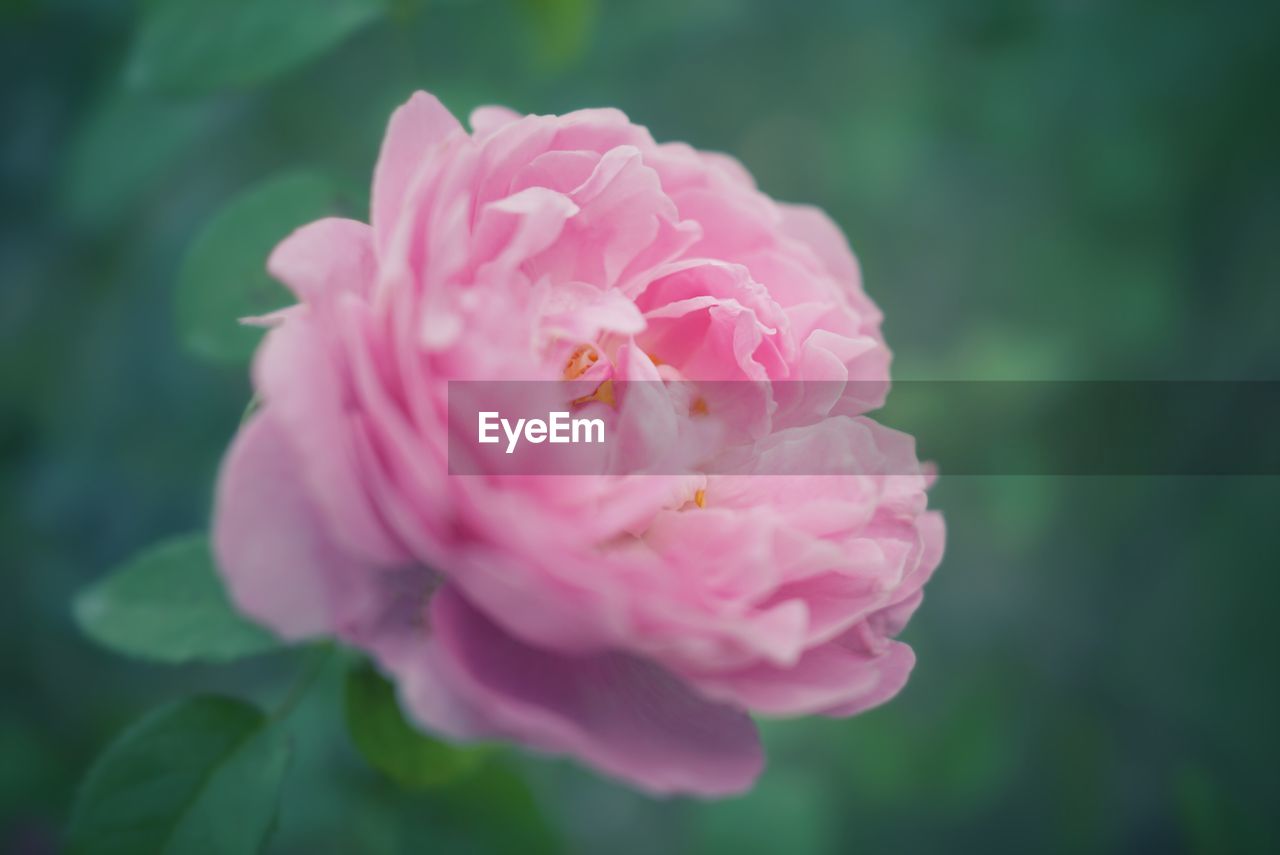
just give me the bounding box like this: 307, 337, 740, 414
4, 0, 1279, 852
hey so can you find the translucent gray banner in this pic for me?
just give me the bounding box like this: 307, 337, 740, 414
446, 381, 1280, 476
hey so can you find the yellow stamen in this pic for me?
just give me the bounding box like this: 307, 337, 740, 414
572, 378, 615, 408
690, 397, 709, 416
694, 488, 706, 508
564, 344, 600, 380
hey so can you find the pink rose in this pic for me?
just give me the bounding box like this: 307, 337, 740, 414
213, 92, 944, 795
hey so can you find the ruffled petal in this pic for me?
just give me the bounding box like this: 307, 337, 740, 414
266, 218, 376, 304
688, 633, 916, 718
425, 587, 764, 796
372, 92, 464, 255
212, 413, 368, 639
252, 316, 407, 565
468, 104, 522, 138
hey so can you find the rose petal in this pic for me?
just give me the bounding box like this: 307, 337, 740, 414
426, 587, 764, 796
372, 91, 464, 255
212, 413, 366, 639
267, 217, 376, 304
688, 633, 916, 718
468, 104, 522, 137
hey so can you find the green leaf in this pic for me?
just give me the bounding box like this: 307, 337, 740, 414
127, 0, 387, 94
75, 534, 280, 664
67, 696, 291, 855
175, 170, 341, 364
344, 661, 487, 789
425, 759, 560, 855
59, 90, 215, 228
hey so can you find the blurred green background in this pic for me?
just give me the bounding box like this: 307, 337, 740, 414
3, 0, 1278, 852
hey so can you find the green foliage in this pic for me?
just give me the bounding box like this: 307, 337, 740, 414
517, 0, 595, 70
344, 661, 486, 789
696, 772, 831, 855
74, 534, 280, 664
58, 91, 216, 228
419, 759, 562, 855
175, 171, 341, 364
66, 696, 291, 855
835, 673, 1021, 814
342, 662, 560, 853
128, 0, 388, 94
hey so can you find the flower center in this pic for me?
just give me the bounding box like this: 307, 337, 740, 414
564, 343, 615, 408
563, 344, 599, 380
572, 379, 615, 408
